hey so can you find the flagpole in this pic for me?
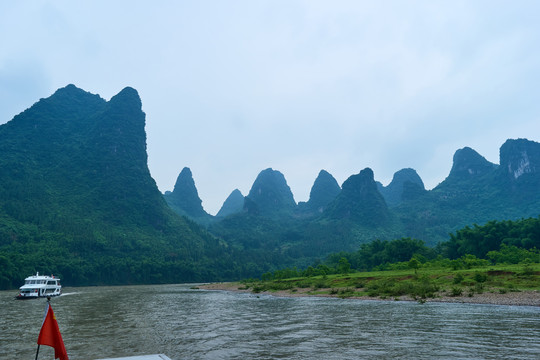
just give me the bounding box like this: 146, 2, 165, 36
35, 296, 51, 360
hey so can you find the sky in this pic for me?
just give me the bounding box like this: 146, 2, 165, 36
1, 1, 539, 215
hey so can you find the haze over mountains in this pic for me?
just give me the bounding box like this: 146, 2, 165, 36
1, 85, 539, 289
169, 138, 540, 244
167, 124, 540, 267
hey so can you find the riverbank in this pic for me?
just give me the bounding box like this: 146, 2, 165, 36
199, 282, 540, 306
201, 263, 540, 306
198, 274, 540, 306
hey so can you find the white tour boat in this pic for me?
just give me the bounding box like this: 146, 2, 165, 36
16, 272, 62, 300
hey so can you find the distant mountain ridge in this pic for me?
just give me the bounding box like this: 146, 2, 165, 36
2, 84, 539, 290
169, 138, 539, 249
206, 138, 540, 261
174, 140, 539, 230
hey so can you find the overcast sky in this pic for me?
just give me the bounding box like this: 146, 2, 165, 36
1, 1, 539, 215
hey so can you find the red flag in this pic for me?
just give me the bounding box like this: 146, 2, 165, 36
37, 303, 69, 360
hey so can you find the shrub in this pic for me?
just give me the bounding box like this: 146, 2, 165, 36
354, 280, 366, 288
366, 279, 396, 297
295, 281, 311, 288
410, 276, 439, 299
453, 273, 464, 284
450, 287, 463, 297
474, 283, 484, 294
474, 272, 488, 283
312, 280, 328, 289
392, 281, 414, 296
521, 259, 535, 276
268, 282, 294, 291
338, 288, 355, 298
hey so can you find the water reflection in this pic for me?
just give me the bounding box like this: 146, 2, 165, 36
1, 284, 539, 359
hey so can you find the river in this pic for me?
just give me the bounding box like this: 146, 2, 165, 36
1, 284, 539, 359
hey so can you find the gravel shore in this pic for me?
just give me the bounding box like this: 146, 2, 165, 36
199, 282, 540, 307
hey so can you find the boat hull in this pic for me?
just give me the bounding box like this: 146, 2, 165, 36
15, 293, 61, 300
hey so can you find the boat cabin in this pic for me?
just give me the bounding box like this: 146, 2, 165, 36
16, 272, 62, 299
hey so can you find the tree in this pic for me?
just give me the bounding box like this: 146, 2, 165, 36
408, 257, 421, 274
338, 257, 351, 274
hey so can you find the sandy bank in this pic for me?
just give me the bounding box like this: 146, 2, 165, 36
199, 282, 540, 307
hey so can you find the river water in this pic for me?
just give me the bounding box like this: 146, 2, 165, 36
1, 284, 539, 359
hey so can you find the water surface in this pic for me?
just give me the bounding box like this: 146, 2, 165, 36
1, 284, 538, 359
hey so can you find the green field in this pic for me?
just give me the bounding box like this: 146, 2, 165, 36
239, 262, 540, 301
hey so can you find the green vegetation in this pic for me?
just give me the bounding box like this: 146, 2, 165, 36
239, 262, 540, 301
255, 219, 540, 281
239, 218, 540, 301
444, 218, 540, 258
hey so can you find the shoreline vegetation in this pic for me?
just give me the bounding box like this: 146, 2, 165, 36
199, 263, 540, 307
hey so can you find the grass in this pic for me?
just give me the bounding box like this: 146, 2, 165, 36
239, 263, 540, 301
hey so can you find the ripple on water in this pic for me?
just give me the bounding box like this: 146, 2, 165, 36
1, 285, 539, 359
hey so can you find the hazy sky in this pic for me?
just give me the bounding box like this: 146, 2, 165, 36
1, 1, 539, 215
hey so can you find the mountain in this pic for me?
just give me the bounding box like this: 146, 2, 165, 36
216, 189, 245, 218
164, 167, 213, 225
2, 85, 539, 288
324, 168, 390, 227
211, 139, 540, 264
209, 167, 399, 268
447, 147, 498, 181
0, 85, 233, 289
497, 138, 540, 208
244, 168, 296, 216
395, 139, 540, 243
499, 138, 540, 181
0, 84, 162, 226
298, 170, 341, 214
378, 168, 426, 207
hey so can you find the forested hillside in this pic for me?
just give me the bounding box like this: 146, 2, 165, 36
260, 216, 540, 280
0, 85, 239, 289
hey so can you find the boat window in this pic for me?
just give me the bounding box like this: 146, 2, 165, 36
21, 289, 38, 294
47, 281, 56, 285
